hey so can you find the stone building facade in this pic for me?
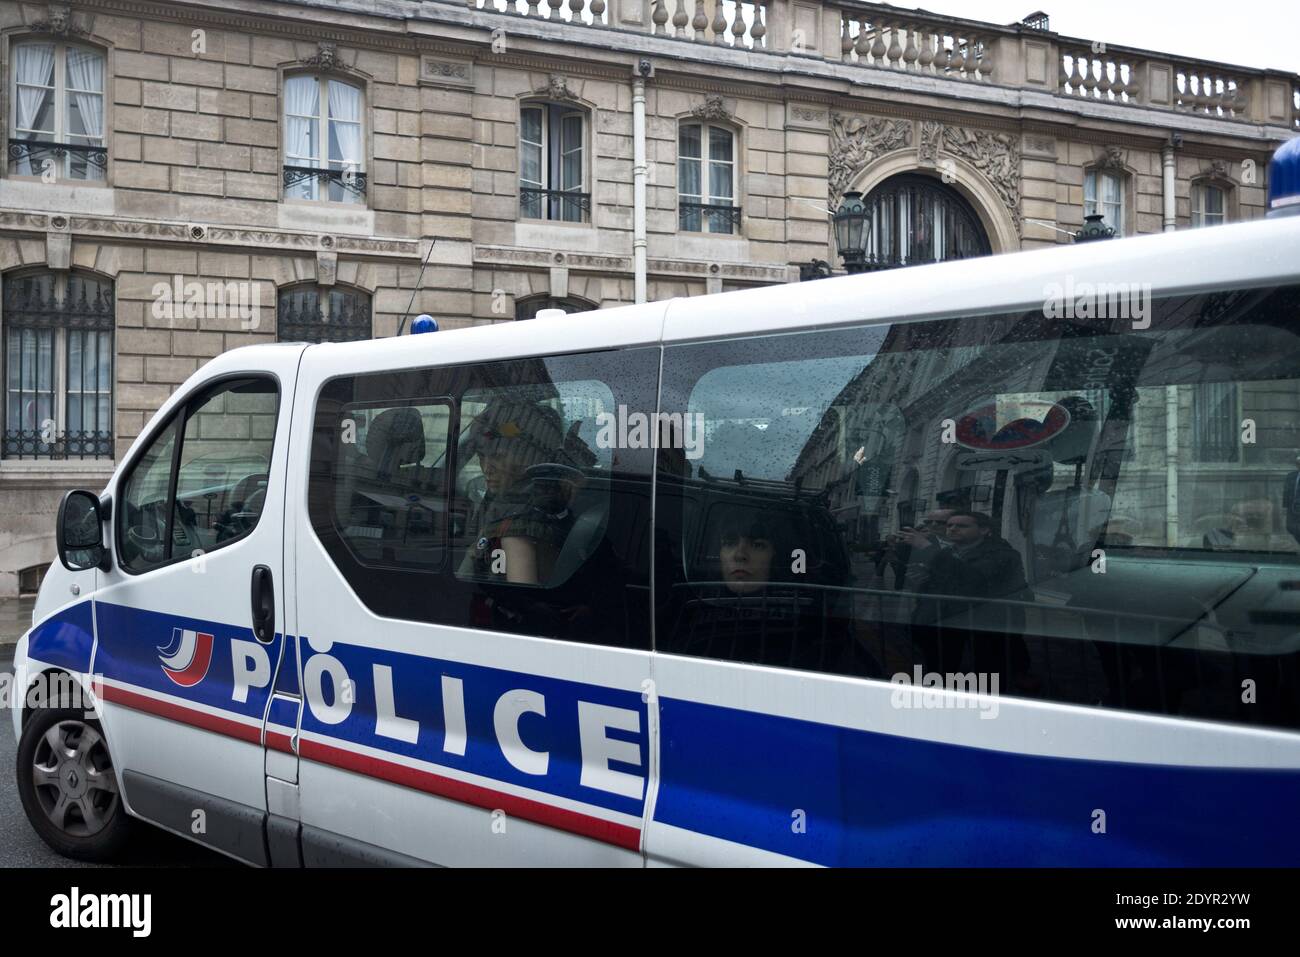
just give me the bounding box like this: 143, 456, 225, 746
0, 0, 1296, 594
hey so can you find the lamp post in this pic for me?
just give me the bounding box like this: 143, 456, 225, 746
1074, 213, 1116, 244
833, 190, 871, 274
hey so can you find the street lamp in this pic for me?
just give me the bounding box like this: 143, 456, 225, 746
1074, 213, 1116, 244
833, 190, 871, 273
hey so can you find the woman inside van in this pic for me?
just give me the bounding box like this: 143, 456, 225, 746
460, 397, 575, 586
669, 505, 880, 677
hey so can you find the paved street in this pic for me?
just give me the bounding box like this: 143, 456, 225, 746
0, 641, 234, 867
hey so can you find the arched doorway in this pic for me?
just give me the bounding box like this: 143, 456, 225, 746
860, 173, 991, 272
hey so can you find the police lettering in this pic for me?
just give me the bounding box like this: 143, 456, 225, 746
296, 654, 644, 800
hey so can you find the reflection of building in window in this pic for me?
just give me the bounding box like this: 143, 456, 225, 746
1191, 381, 1239, 463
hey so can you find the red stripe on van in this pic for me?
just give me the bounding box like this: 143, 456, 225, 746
100, 684, 262, 744
300, 737, 642, 852
266, 729, 294, 754
97, 681, 640, 853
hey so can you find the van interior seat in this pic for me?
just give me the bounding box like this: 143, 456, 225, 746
365, 407, 425, 485
549, 473, 610, 586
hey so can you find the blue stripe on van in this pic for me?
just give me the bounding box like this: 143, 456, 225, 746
95, 602, 276, 722
654, 697, 1300, 866
273, 634, 300, 696
27, 600, 95, 675
302, 640, 649, 820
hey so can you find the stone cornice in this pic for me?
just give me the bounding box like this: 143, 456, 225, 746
473, 244, 791, 284
0, 209, 422, 259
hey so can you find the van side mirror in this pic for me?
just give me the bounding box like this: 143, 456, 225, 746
57, 490, 110, 572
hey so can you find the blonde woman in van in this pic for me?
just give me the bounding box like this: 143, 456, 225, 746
460, 397, 574, 586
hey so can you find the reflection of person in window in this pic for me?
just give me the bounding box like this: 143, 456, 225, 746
460, 399, 572, 586
1204, 498, 1275, 551
904, 510, 1036, 691
1283, 456, 1300, 548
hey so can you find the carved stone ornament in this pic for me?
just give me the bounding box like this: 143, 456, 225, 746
1100, 145, 1128, 170
1209, 159, 1230, 180
689, 95, 733, 122
828, 114, 913, 201
301, 42, 348, 73
536, 74, 579, 103
918, 121, 943, 166
791, 106, 825, 123
30, 3, 85, 36
942, 126, 1023, 234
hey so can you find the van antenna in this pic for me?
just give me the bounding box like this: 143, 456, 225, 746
397, 237, 438, 336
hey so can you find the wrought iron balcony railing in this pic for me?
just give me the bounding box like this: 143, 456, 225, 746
679, 202, 742, 234
519, 187, 591, 223
7, 139, 107, 176
2, 429, 113, 460
282, 164, 368, 199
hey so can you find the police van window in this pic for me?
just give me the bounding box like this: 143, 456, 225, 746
654, 284, 1300, 731
453, 378, 615, 588
331, 398, 451, 571
119, 378, 278, 573
308, 348, 658, 649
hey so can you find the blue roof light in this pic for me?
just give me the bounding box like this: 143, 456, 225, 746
1267, 137, 1300, 217
411, 314, 438, 334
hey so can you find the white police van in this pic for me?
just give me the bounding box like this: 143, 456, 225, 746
13, 200, 1300, 867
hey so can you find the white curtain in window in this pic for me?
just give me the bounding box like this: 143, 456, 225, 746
65, 48, 104, 141
327, 80, 362, 168
14, 44, 55, 175
14, 43, 55, 131
285, 76, 319, 162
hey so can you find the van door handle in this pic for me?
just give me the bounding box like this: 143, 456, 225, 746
251, 564, 275, 644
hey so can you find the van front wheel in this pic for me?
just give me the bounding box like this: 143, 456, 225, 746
16, 707, 132, 862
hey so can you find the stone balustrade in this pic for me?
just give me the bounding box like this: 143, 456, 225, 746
452, 0, 1298, 129
839, 13, 1000, 83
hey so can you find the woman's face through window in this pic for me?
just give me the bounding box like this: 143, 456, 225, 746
720, 531, 774, 594
478, 450, 525, 494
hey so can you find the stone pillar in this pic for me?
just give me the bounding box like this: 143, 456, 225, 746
1162, 143, 1177, 231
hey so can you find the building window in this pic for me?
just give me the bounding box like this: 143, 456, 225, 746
1084, 169, 1125, 234
519, 102, 588, 223
679, 123, 739, 234
277, 284, 371, 343
2, 271, 114, 459
1192, 183, 1227, 228
18, 562, 50, 595
283, 75, 365, 204
514, 295, 597, 320
8, 41, 106, 182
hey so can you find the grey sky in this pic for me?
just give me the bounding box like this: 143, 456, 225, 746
913, 0, 1299, 74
